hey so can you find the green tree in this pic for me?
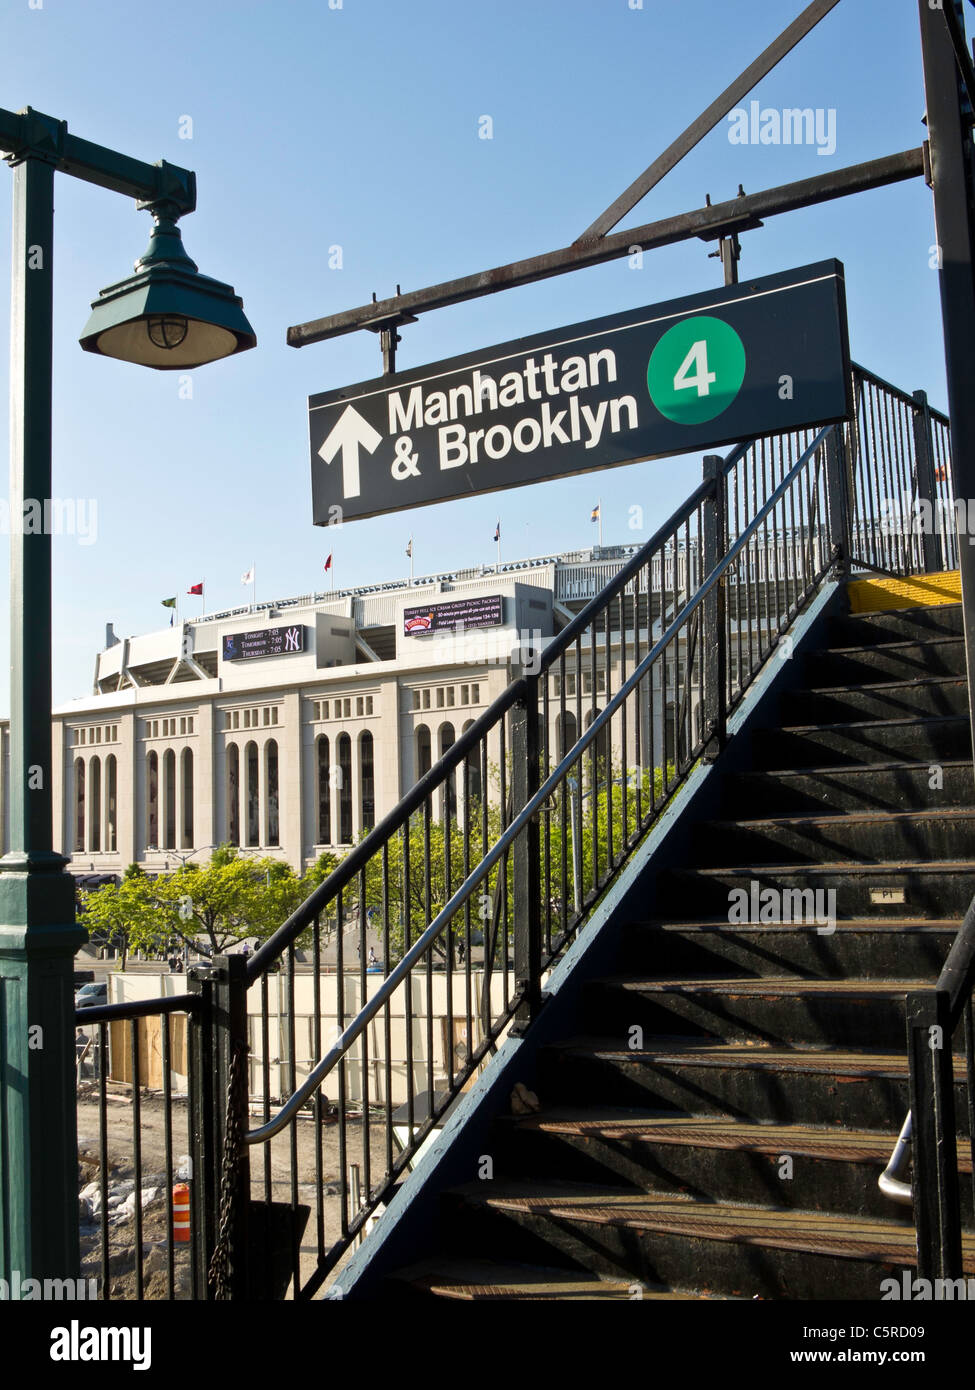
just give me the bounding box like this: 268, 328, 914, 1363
80, 846, 307, 963
79, 865, 162, 971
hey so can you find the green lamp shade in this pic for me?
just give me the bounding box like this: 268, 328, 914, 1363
80, 263, 256, 370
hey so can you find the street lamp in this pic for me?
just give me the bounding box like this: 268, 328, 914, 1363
0, 105, 255, 1291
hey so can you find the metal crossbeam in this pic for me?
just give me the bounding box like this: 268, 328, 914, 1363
575, 0, 843, 243
287, 148, 923, 348
0, 105, 195, 212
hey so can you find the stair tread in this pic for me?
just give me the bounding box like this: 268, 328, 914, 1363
799, 676, 965, 695
596, 976, 931, 996
388, 1257, 720, 1299
771, 714, 967, 735
457, 1184, 975, 1268
740, 757, 973, 777
633, 918, 961, 932
706, 808, 975, 830
678, 859, 975, 876
550, 1037, 961, 1075
514, 1109, 898, 1152
511, 1107, 975, 1171
826, 637, 963, 655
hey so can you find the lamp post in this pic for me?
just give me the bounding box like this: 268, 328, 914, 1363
0, 106, 254, 1289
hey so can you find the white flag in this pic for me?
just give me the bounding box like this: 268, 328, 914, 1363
241, 566, 255, 585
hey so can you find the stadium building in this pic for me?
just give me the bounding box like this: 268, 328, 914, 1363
0, 537, 806, 879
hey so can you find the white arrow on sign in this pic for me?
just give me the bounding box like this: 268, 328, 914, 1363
317, 405, 382, 500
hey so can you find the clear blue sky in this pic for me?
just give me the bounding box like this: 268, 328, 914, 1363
0, 0, 949, 706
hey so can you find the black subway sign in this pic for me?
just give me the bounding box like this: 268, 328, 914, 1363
308, 260, 851, 524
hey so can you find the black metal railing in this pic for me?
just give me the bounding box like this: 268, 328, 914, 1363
846, 365, 954, 576
232, 421, 843, 1300
880, 899, 975, 1282
76, 362, 955, 1299
75, 993, 204, 1301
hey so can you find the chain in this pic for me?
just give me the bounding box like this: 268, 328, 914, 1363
208, 1038, 248, 1300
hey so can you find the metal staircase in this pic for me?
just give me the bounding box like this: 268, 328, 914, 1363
382, 594, 975, 1300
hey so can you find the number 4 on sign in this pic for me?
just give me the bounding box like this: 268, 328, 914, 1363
674, 340, 716, 398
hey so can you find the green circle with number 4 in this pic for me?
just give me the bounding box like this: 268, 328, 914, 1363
647, 316, 747, 425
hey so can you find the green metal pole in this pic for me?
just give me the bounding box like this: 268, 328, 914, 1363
0, 152, 86, 1288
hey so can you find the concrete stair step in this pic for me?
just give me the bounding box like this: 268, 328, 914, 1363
783, 676, 968, 724
386, 1256, 722, 1300
618, 918, 958, 978
827, 605, 962, 646
693, 808, 975, 865
756, 715, 971, 768
443, 1180, 975, 1299
659, 859, 975, 918
581, 975, 931, 1048
492, 1109, 973, 1222
808, 636, 966, 684
537, 1038, 971, 1128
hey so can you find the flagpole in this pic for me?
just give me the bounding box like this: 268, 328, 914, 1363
598, 498, 603, 549
252, 562, 256, 610
496, 522, 501, 567
410, 538, 414, 585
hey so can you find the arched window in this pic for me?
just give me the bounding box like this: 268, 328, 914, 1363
462, 720, 481, 806
163, 749, 176, 849
105, 755, 117, 853
181, 748, 194, 848
556, 710, 579, 759
75, 758, 86, 853
266, 739, 279, 847
415, 724, 431, 782
246, 741, 259, 846
317, 735, 331, 844
227, 744, 239, 846
89, 756, 101, 852
360, 730, 375, 832
146, 750, 158, 848
337, 733, 352, 843
585, 707, 609, 790
439, 722, 456, 820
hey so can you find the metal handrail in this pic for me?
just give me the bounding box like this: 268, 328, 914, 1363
880, 892, 975, 1204
76, 993, 202, 1023
245, 423, 836, 1145
246, 475, 721, 985
850, 360, 950, 426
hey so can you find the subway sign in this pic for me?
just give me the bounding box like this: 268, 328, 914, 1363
308, 260, 851, 523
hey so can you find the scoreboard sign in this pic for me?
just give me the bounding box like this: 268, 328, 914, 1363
222, 624, 305, 661
309, 260, 852, 524
403, 594, 503, 637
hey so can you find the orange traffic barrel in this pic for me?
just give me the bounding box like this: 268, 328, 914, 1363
173, 1184, 191, 1243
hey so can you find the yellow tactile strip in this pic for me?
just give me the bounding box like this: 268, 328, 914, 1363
847, 574, 961, 612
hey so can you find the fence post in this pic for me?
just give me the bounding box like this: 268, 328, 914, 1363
208, 953, 251, 1299
701, 455, 727, 763
824, 425, 852, 577
906, 989, 962, 1282
187, 965, 217, 1299
510, 648, 543, 1034
912, 389, 942, 575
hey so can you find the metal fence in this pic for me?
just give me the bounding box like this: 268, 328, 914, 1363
75, 362, 955, 1299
